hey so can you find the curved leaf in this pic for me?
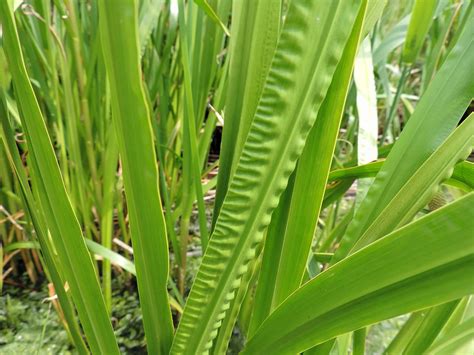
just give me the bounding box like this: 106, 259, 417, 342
263, 2, 367, 315
373, 15, 410, 66
245, 193, 474, 354
213, 0, 281, 222
193, 0, 230, 36
451, 161, 474, 189
171, 1, 363, 353
334, 10, 474, 262
351, 113, 474, 252
327, 160, 473, 190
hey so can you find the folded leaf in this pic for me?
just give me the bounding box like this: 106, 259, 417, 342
245, 193, 474, 354
171, 1, 363, 353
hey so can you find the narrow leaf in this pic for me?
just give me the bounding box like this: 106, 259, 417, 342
402, 0, 438, 64
334, 11, 474, 261
171, 1, 363, 352
0, 3, 119, 353
99, 0, 174, 353
245, 194, 474, 354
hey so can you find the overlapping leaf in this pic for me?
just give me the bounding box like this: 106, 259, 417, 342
172, 1, 363, 353
0, 3, 119, 353
245, 194, 474, 354
99, 0, 173, 353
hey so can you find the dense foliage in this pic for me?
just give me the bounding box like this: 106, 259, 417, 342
0, 0, 473, 354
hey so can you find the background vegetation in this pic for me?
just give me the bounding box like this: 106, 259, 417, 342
0, 0, 473, 353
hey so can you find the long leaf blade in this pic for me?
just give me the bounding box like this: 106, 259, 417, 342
171, 1, 363, 353
334, 10, 474, 262
99, 0, 174, 353
0, 3, 119, 353
245, 194, 474, 354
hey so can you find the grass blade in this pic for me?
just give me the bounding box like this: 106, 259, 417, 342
0, 96, 89, 354
212, 0, 281, 222
402, 0, 438, 64
351, 113, 474, 252
427, 316, 474, 354
387, 300, 460, 354
245, 193, 474, 354
334, 10, 474, 262
99, 0, 174, 353
171, 1, 363, 352
0, 3, 119, 353
249, 16, 367, 355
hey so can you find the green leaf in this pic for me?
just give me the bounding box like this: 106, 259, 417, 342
353, 328, 367, 355
0, 3, 119, 353
213, 0, 281, 222
176, 0, 210, 256
385, 310, 425, 354
386, 300, 460, 354
351, 113, 474, 253
249, 172, 296, 335
327, 160, 473, 191
193, 0, 230, 36
100, 128, 119, 312
171, 1, 363, 353
402, 0, 438, 64
3, 240, 39, 254
373, 15, 410, 66
258, 1, 367, 320
427, 316, 474, 354
334, 10, 474, 262
362, 0, 387, 37
328, 161, 384, 182
422, 1, 462, 91
244, 193, 474, 354
212, 248, 262, 353
451, 161, 474, 189
99, 0, 173, 353
138, 0, 164, 56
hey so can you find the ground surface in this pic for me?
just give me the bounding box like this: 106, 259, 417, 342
1, 272, 404, 354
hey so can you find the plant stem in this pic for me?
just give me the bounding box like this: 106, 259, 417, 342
381, 65, 410, 144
